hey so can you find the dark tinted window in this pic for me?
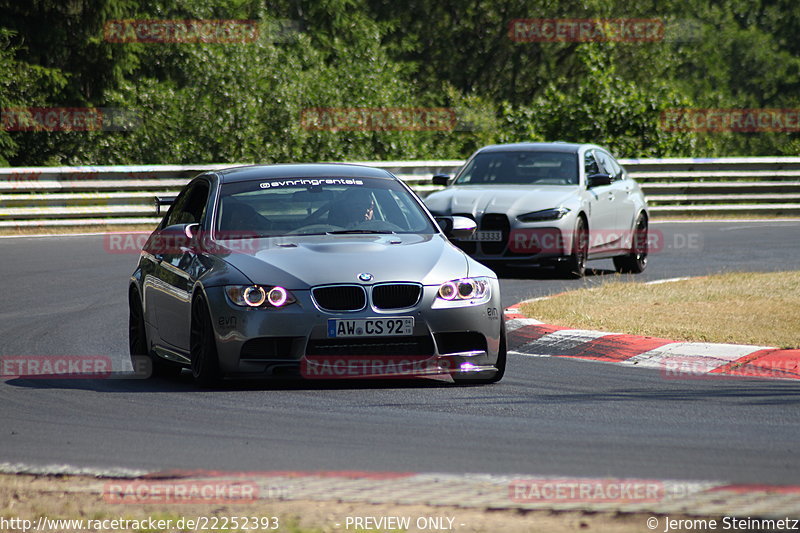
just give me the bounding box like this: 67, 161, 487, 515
216, 176, 436, 236
164, 180, 210, 227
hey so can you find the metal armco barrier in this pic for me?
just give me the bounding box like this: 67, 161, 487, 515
1, 157, 800, 228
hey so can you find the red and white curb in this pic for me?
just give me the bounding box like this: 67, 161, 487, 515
505, 308, 800, 381
3, 463, 800, 518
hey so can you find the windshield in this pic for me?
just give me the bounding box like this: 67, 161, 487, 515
455, 151, 579, 185
215, 176, 437, 237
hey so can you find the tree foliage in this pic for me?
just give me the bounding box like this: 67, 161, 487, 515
1, 0, 798, 165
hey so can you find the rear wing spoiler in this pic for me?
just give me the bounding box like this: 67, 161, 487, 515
154, 196, 176, 216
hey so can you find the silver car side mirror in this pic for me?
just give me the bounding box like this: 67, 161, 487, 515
185, 223, 200, 240
436, 215, 476, 240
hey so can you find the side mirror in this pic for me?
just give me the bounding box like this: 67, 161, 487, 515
184, 222, 200, 240
157, 223, 201, 252
432, 174, 451, 186
435, 215, 476, 240
587, 173, 612, 188
144, 224, 200, 260
162, 222, 200, 238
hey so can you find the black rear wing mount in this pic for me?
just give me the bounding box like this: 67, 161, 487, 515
155, 196, 176, 216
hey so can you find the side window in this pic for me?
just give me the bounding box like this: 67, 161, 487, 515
164, 189, 189, 228
584, 151, 600, 177
607, 153, 624, 180
596, 151, 622, 181
165, 180, 210, 227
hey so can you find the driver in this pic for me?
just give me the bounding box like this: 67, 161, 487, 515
328, 190, 375, 227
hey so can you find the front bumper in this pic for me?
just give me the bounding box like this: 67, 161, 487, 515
203, 283, 504, 379
454, 222, 575, 265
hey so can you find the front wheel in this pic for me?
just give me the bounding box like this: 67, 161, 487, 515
190, 296, 223, 387
557, 216, 588, 279
613, 214, 648, 274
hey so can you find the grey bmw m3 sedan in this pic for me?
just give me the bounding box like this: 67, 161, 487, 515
129, 163, 506, 386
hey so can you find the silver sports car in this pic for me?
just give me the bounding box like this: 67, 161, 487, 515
129, 164, 506, 386
425, 142, 649, 278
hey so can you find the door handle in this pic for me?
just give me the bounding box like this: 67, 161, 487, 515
608, 193, 615, 201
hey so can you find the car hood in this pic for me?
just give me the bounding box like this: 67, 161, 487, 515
215, 233, 470, 288
425, 185, 580, 216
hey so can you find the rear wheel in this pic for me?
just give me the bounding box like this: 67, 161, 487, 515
190, 295, 223, 387
129, 290, 181, 378
613, 214, 648, 274
557, 216, 588, 279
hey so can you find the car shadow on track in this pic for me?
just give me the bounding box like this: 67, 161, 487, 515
2, 372, 478, 393
523, 385, 800, 406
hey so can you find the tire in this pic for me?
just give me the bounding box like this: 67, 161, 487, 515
454, 318, 506, 385
190, 295, 223, 387
613, 214, 648, 274
129, 290, 181, 378
557, 216, 588, 279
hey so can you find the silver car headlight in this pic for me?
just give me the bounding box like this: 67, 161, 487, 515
517, 207, 570, 222
225, 285, 296, 308
436, 277, 491, 305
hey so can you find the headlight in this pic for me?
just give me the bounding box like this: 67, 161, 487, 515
225, 285, 296, 308
436, 277, 491, 304
517, 207, 570, 222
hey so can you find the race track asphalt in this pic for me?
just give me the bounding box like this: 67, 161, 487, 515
1, 221, 798, 484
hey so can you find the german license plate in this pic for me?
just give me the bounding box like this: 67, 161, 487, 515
463, 230, 503, 242
327, 317, 414, 338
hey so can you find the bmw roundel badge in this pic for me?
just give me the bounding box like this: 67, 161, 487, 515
358, 272, 373, 282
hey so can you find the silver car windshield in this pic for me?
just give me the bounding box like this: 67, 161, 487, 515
216, 177, 437, 237
455, 151, 579, 185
